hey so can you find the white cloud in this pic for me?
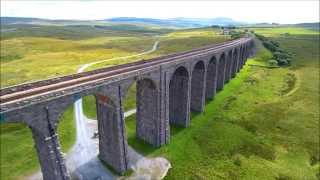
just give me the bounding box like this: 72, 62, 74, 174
1, 0, 319, 24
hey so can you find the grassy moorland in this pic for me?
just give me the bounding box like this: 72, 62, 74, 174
0, 36, 155, 87
249, 27, 319, 36
0, 26, 229, 180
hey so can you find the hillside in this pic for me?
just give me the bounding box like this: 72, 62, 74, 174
294, 22, 320, 29
106, 17, 243, 28
0, 24, 172, 40
1, 16, 244, 28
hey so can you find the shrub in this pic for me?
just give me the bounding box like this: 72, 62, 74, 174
0, 54, 23, 62
255, 33, 292, 66
255, 33, 267, 41
286, 58, 292, 64
230, 31, 245, 39
268, 59, 278, 66
270, 40, 280, 47
273, 51, 291, 60
233, 156, 242, 166
263, 41, 278, 52
277, 59, 289, 65
276, 174, 291, 180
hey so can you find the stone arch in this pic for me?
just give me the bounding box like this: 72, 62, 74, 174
225, 50, 233, 83
123, 76, 159, 97
190, 61, 205, 112
51, 90, 100, 127
169, 66, 190, 127
232, 48, 239, 77
205, 56, 218, 100
217, 53, 227, 91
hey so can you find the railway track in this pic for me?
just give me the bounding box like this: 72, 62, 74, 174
0, 38, 250, 106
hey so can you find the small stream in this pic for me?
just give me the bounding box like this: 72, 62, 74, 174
72, 99, 96, 166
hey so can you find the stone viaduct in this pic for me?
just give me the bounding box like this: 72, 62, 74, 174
0, 37, 255, 180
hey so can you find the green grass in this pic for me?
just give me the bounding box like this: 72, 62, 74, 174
0, 36, 155, 87
0, 24, 169, 40
250, 27, 319, 36
82, 95, 97, 119
0, 124, 38, 180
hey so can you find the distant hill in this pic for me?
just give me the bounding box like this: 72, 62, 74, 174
0, 17, 174, 40
105, 17, 244, 28
4, 17, 317, 30
0, 17, 43, 24
1, 16, 244, 28
293, 22, 320, 29
0, 17, 101, 26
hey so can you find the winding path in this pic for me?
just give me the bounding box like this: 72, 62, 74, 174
77, 41, 159, 73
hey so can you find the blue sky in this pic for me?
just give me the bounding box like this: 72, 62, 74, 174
1, 1, 319, 24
